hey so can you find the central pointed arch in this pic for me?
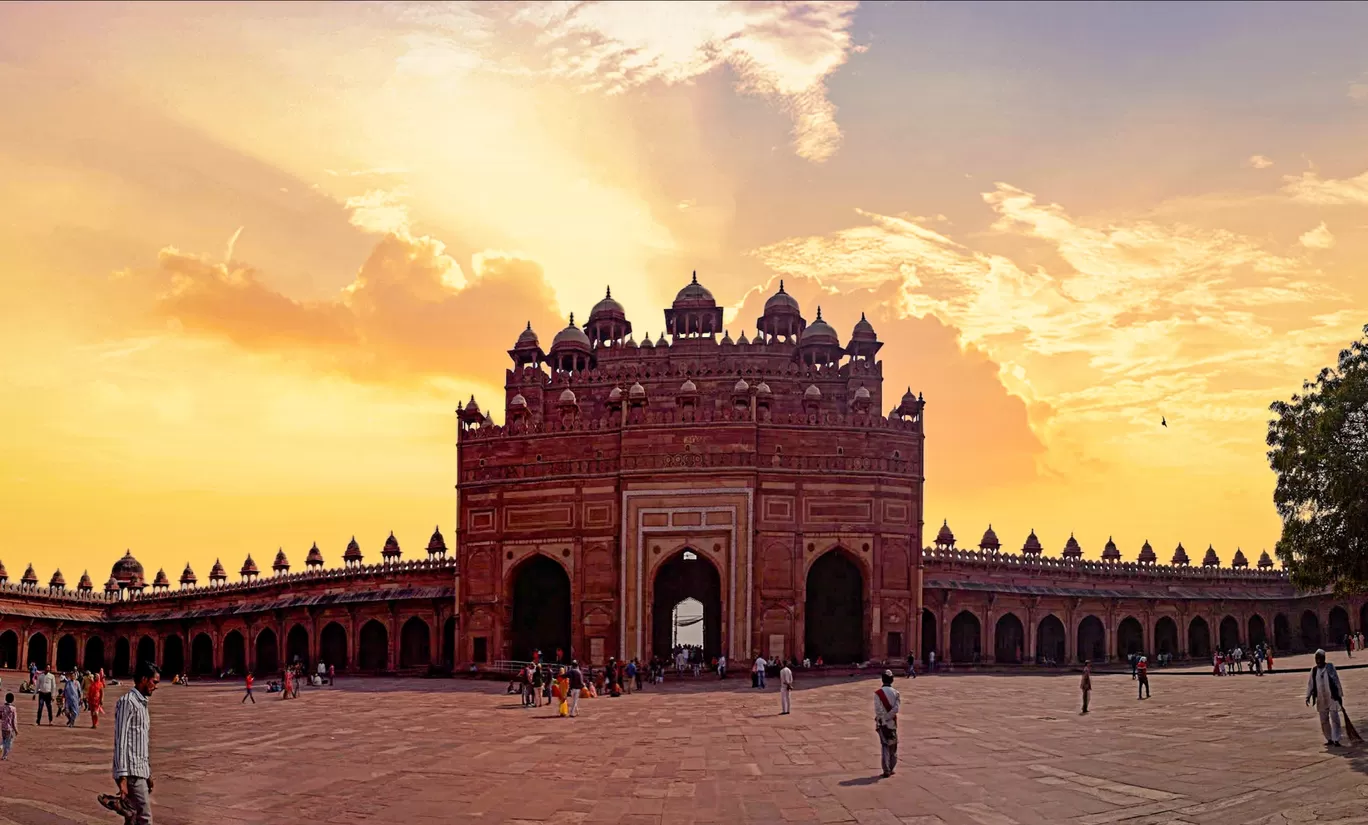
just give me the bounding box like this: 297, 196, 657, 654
652, 549, 722, 661
0, 631, 17, 669
319, 622, 348, 671
56, 634, 78, 671
190, 633, 214, 676
255, 628, 279, 674
222, 630, 246, 675
508, 554, 572, 662
1154, 617, 1178, 657
1188, 616, 1211, 658
163, 635, 185, 676
84, 636, 106, 673
950, 610, 981, 663
287, 625, 310, 669
804, 549, 865, 664
994, 613, 1024, 664
358, 620, 388, 672
1300, 610, 1321, 651
1328, 606, 1351, 647
400, 617, 432, 668
1116, 617, 1143, 659
1076, 616, 1104, 663
27, 632, 48, 669
136, 636, 156, 670
1036, 615, 1065, 664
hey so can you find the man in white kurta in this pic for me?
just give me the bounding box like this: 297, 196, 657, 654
779, 662, 793, 714
1305, 649, 1344, 747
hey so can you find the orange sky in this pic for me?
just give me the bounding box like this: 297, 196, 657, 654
3, 2, 1367, 584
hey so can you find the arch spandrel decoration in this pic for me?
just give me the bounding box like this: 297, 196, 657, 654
502, 548, 574, 586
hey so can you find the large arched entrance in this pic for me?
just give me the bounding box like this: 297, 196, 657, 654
136, 636, 156, 670
921, 609, 937, 665
1116, 617, 1143, 659
1248, 615, 1267, 648
163, 635, 185, 676
1188, 617, 1211, 659
1274, 614, 1291, 651
319, 622, 348, 671
400, 617, 431, 668
442, 617, 457, 670
359, 620, 388, 672
1037, 615, 1065, 664
1154, 617, 1179, 657
27, 633, 48, 669
222, 630, 246, 674
56, 634, 78, 671
1219, 616, 1240, 651
0, 631, 17, 669
994, 613, 1024, 664
190, 634, 214, 676
1076, 616, 1105, 663
1328, 606, 1351, 647
509, 555, 572, 663
255, 628, 280, 674
1362, 604, 1368, 639
113, 638, 131, 677
949, 610, 981, 663
652, 550, 723, 661
1300, 610, 1321, 652
84, 637, 106, 673
286, 625, 310, 669
804, 550, 865, 664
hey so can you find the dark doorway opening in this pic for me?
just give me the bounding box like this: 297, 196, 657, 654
359, 620, 388, 672
1219, 616, 1240, 651
136, 636, 156, 670
442, 617, 457, 670
287, 625, 310, 669
1188, 617, 1211, 659
0, 631, 17, 669
1037, 615, 1065, 664
191, 634, 214, 676
1274, 614, 1291, 651
1248, 615, 1267, 648
950, 610, 981, 663
804, 550, 864, 664
113, 638, 131, 677
255, 628, 279, 674
1117, 617, 1143, 659
1077, 616, 1105, 663
1329, 606, 1351, 648
1155, 617, 1178, 657
1300, 610, 1321, 652
56, 634, 78, 671
320, 622, 348, 671
27, 633, 48, 669
222, 630, 246, 674
163, 635, 185, 676
84, 636, 106, 673
400, 617, 431, 668
510, 555, 572, 662
921, 609, 937, 666
994, 613, 1024, 664
653, 550, 723, 661
473, 636, 488, 663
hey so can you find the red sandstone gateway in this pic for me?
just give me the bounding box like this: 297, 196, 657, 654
0, 275, 1359, 678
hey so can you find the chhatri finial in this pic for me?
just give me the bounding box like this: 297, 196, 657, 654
691, 270, 698, 284
605, 286, 612, 298
569, 312, 576, 327
816, 306, 823, 321
861, 311, 866, 320
525, 321, 532, 331
778, 279, 786, 294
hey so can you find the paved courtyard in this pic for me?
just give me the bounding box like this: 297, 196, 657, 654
1, 653, 1365, 825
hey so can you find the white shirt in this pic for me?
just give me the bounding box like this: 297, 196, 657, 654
874, 685, 900, 727
753, 657, 767, 673
780, 666, 793, 688
718, 656, 726, 669
112, 687, 152, 780
36, 672, 56, 693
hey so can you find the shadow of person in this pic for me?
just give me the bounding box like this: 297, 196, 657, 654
838, 775, 884, 786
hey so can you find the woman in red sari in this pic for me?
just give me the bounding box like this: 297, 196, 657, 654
87, 672, 105, 729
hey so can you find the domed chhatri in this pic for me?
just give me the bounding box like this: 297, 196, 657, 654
1231, 548, 1248, 568
558, 388, 577, 405
585, 287, 632, 347
344, 536, 363, 566
21, 564, 38, 587
382, 532, 402, 562
1171, 542, 1190, 566
508, 322, 545, 368
846, 312, 883, 361
78, 570, 94, 591
151, 568, 171, 590
549, 314, 593, 373
273, 548, 290, 573
1202, 544, 1220, 567
757, 279, 806, 341
1062, 534, 1082, 559
240, 555, 260, 580
1138, 540, 1157, 564
1258, 549, 1274, 569
979, 524, 1000, 552
934, 519, 956, 549
180, 563, 197, 586
1102, 536, 1120, 562
209, 558, 227, 583
1021, 529, 1043, 555
666, 272, 723, 339
306, 542, 325, 568
796, 307, 845, 367
49, 568, 65, 589
104, 576, 119, 594
111, 549, 144, 586
427, 526, 447, 558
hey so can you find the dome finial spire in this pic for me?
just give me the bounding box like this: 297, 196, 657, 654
778, 279, 786, 293
605, 286, 611, 299
568, 312, 575, 327
691, 270, 698, 284
816, 306, 823, 321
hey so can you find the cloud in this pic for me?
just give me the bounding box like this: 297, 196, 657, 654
1283, 168, 1368, 205
1350, 79, 1368, 102
345, 189, 414, 237
1247, 155, 1273, 169
1298, 222, 1335, 249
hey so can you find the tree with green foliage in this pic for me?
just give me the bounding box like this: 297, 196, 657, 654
1266, 324, 1368, 595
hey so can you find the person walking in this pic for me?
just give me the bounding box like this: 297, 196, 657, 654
928, 650, 935, 673
752, 654, 767, 689
779, 660, 793, 715
89, 672, 105, 729
1080, 660, 1092, 714
874, 670, 900, 778
1305, 649, 1344, 747
1136, 656, 1150, 700
567, 661, 584, 718
0, 693, 16, 760
104, 661, 160, 825
717, 655, 727, 680
63, 672, 81, 726
905, 653, 917, 679
241, 672, 255, 704
35, 666, 56, 726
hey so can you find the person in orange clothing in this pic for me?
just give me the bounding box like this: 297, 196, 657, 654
242, 672, 256, 704
1136, 656, 1151, 700
88, 672, 106, 729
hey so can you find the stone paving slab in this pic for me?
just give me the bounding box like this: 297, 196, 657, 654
0, 652, 1364, 825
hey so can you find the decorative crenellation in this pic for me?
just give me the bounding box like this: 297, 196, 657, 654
923, 544, 1288, 580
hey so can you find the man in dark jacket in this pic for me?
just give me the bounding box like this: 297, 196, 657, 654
1305, 649, 1344, 746
567, 661, 585, 717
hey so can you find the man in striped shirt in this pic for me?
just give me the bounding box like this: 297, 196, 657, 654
111, 661, 160, 824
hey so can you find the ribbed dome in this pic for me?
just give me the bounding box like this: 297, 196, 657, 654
49, 568, 65, 589
1138, 540, 1156, 564
509, 393, 527, 408
382, 532, 401, 559
1257, 549, 1273, 569
464, 395, 481, 414
629, 382, 646, 399
209, 559, 227, 580
672, 271, 716, 308
21, 564, 38, 586
764, 280, 800, 314
640, 335, 654, 349
1102, 536, 1120, 561
78, 570, 94, 591
427, 526, 447, 556
853, 386, 871, 401
306, 542, 324, 567
344, 536, 362, 562
901, 388, 917, 406
551, 315, 591, 350
1171, 543, 1190, 566
851, 312, 877, 342
558, 388, 577, 405
799, 308, 840, 346
1062, 534, 1082, 558
935, 519, 955, 547
152, 568, 170, 588
720, 330, 733, 345
655, 332, 668, 347
737, 331, 749, 345
111, 549, 144, 584
755, 381, 772, 395
273, 548, 290, 571
104, 576, 120, 593
180, 564, 197, 584
1201, 544, 1219, 566
588, 287, 626, 321
608, 386, 623, 402
240, 555, 259, 577
514, 322, 539, 349
803, 384, 822, 399
1022, 530, 1043, 555
680, 379, 697, 393
979, 524, 1000, 551
733, 378, 749, 393
1231, 548, 1248, 568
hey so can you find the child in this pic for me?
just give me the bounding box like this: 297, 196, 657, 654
0, 693, 15, 760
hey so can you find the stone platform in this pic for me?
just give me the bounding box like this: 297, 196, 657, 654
0, 652, 1364, 825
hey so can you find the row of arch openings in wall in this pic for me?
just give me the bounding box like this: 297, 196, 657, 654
918, 605, 1362, 664
0, 618, 457, 676
506, 547, 868, 664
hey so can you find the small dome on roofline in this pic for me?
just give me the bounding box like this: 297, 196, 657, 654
1202, 544, 1220, 566
935, 519, 955, 547
803, 385, 822, 400
680, 379, 697, 393
1022, 530, 1043, 555
180, 564, 197, 585
559, 388, 577, 405
1138, 540, 1156, 564
551, 315, 591, 350
1102, 536, 1120, 561
209, 559, 227, 580
1062, 534, 1082, 559
240, 555, 259, 577
49, 568, 65, 589
273, 548, 290, 571
734, 378, 749, 393
851, 312, 877, 342
673, 271, 716, 308
344, 536, 362, 563
1231, 548, 1248, 568
1171, 542, 1190, 566
306, 542, 324, 567
764, 279, 800, 314
78, 570, 94, 591
382, 532, 401, 560
799, 307, 840, 346
427, 526, 447, 557
152, 568, 170, 588
1257, 549, 1274, 569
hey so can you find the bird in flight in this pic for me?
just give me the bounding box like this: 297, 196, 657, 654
1161, 416, 1167, 428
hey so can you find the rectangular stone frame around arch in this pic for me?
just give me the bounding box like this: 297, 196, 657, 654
621, 485, 753, 662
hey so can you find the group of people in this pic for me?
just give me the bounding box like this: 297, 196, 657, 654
1211, 644, 1274, 676
1344, 631, 1365, 656
26, 664, 108, 730
511, 659, 587, 716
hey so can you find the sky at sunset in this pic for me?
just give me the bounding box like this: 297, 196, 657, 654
4, 2, 1368, 585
